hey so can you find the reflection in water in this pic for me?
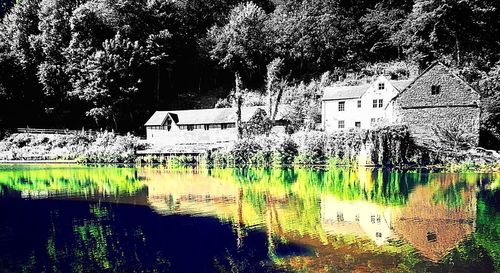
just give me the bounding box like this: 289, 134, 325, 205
0, 165, 498, 273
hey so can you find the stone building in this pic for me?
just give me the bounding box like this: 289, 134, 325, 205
388, 62, 481, 146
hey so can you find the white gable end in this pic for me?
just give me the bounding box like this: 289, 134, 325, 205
322, 76, 403, 132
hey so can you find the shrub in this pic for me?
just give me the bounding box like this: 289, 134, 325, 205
231, 138, 262, 165
0, 132, 141, 163
292, 131, 326, 165
274, 137, 298, 166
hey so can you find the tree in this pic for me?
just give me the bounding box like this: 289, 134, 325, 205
396, 0, 500, 68
68, 33, 148, 130
265, 57, 285, 124
0, 0, 45, 127
361, 1, 412, 61
266, 0, 360, 78
207, 2, 269, 139
478, 63, 500, 148
35, 0, 82, 114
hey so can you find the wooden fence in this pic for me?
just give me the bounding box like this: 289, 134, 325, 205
14, 128, 99, 135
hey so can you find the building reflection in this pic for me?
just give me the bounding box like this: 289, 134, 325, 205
320, 197, 394, 246
140, 168, 480, 265
391, 174, 476, 262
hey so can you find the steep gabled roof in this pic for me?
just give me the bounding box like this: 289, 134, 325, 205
145, 106, 289, 126
388, 61, 480, 105
145, 111, 170, 126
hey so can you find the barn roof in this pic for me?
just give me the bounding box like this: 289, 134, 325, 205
322, 79, 414, 101
145, 106, 289, 126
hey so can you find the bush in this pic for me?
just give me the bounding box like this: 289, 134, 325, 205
231, 138, 262, 165
0, 132, 141, 163
274, 137, 298, 166
292, 131, 326, 165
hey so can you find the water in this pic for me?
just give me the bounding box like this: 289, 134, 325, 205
0, 165, 498, 273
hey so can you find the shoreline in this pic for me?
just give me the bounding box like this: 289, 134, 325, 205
0, 160, 498, 173
0, 160, 78, 164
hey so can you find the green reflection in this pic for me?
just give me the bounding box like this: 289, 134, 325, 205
0, 165, 497, 273
142, 167, 498, 272
0, 164, 145, 196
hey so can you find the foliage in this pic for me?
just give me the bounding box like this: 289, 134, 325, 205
242, 108, 272, 136
0, 0, 499, 138
478, 63, 500, 148
206, 2, 268, 75
0, 164, 145, 195
281, 80, 323, 132
0, 132, 142, 163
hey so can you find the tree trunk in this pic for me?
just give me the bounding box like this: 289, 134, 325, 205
112, 114, 118, 133
455, 33, 461, 66
271, 83, 284, 123
236, 187, 244, 249
235, 71, 243, 139
155, 66, 160, 104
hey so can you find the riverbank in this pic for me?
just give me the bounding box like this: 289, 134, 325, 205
0, 131, 142, 163
1, 127, 499, 171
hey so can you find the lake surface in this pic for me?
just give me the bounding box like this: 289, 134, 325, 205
0, 165, 498, 273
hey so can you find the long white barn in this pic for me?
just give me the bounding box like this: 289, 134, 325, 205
144, 106, 287, 144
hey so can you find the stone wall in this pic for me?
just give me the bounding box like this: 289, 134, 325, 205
396, 106, 480, 146
393, 63, 481, 146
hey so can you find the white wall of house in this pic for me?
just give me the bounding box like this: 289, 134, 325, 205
146, 126, 238, 145
322, 76, 399, 132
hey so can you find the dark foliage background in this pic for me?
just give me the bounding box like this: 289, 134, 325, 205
0, 0, 499, 140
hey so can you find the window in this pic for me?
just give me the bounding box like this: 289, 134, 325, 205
371, 118, 376, 125
338, 120, 345, 129
378, 83, 385, 90
337, 212, 344, 222
355, 121, 361, 128
204, 124, 209, 130
371, 215, 376, 223
166, 117, 172, 131
355, 214, 360, 222
221, 124, 228, 130
376, 232, 382, 238
187, 125, 194, 131
373, 99, 384, 108
431, 85, 441, 95
427, 231, 437, 242
357, 100, 361, 108
338, 101, 345, 111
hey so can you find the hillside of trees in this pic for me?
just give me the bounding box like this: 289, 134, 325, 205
0, 0, 499, 143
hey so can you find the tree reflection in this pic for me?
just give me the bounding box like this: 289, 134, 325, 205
140, 167, 499, 272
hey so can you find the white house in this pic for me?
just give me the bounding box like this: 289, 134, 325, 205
321, 76, 412, 131
320, 196, 394, 246
144, 106, 288, 144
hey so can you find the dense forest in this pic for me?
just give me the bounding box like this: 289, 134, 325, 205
0, 0, 499, 142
